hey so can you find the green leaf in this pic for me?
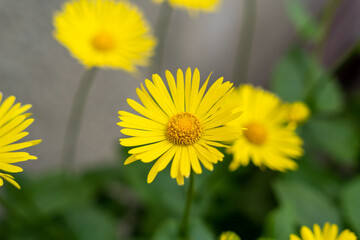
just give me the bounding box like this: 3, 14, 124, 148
152, 218, 214, 240
306, 118, 359, 164
264, 205, 296, 240
64, 206, 117, 240
341, 177, 360, 236
273, 179, 341, 227
271, 51, 305, 102
314, 79, 344, 113
285, 0, 322, 42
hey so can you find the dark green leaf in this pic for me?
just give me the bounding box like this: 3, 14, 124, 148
306, 118, 359, 164
341, 177, 360, 236
273, 179, 341, 227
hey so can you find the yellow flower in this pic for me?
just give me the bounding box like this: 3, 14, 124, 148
0, 93, 41, 189
219, 231, 241, 240
226, 84, 303, 172
53, 0, 156, 72
153, 0, 221, 12
290, 223, 357, 240
285, 101, 310, 126
118, 68, 241, 185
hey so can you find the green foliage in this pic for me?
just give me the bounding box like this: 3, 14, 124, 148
273, 179, 341, 227
341, 177, 360, 236
285, 0, 322, 42
306, 118, 359, 164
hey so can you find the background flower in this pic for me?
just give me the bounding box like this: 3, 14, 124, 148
152, 0, 221, 13
53, 0, 156, 71
226, 84, 303, 172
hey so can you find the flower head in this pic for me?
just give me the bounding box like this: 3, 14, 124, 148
290, 223, 357, 240
118, 68, 241, 185
219, 231, 241, 240
53, 0, 156, 72
153, 0, 221, 13
285, 101, 310, 126
226, 84, 303, 172
0, 93, 41, 189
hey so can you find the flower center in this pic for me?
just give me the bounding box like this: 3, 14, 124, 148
166, 112, 203, 145
244, 122, 267, 145
92, 31, 115, 51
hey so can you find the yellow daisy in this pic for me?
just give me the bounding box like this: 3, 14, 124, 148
219, 231, 241, 240
227, 84, 303, 172
153, 0, 221, 13
118, 68, 241, 185
0, 93, 41, 189
290, 223, 357, 240
53, 0, 156, 72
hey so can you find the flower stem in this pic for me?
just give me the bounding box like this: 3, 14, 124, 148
179, 172, 195, 240
62, 67, 98, 170
150, 1, 173, 75
232, 0, 257, 86
315, 0, 343, 58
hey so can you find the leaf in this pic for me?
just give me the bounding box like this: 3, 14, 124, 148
271, 51, 305, 102
264, 205, 296, 240
64, 206, 117, 240
152, 218, 214, 240
341, 177, 360, 236
314, 79, 344, 113
285, 0, 322, 42
273, 179, 341, 227
306, 118, 359, 164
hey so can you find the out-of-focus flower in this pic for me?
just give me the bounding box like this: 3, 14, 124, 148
0, 93, 41, 189
290, 223, 357, 240
152, 0, 221, 13
53, 0, 156, 72
285, 101, 310, 126
118, 68, 241, 185
219, 231, 241, 240
226, 84, 303, 172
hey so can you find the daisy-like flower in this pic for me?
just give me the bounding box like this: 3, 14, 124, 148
285, 101, 310, 127
226, 84, 303, 172
53, 0, 156, 72
290, 223, 357, 240
118, 68, 241, 185
153, 0, 221, 13
219, 231, 241, 240
0, 93, 41, 189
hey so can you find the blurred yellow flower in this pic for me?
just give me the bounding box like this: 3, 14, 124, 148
118, 68, 241, 185
219, 231, 241, 240
0, 93, 41, 189
285, 101, 310, 126
226, 84, 303, 172
53, 0, 156, 72
153, 0, 221, 12
290, 223, 357, 240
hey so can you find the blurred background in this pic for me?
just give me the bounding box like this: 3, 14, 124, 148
0, 0, 360, 239
1, 0, 359, 171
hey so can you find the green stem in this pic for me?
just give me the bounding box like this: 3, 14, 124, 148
232, 0, 257, 86
150, 1, 173, 75
179, 172, 195, 240
62, 67, 98, 170
315, 0, 344, 57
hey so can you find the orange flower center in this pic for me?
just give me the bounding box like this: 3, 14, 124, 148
92, 31, 115, 51
167, 112, 203, 145
244, 122, 267, 145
